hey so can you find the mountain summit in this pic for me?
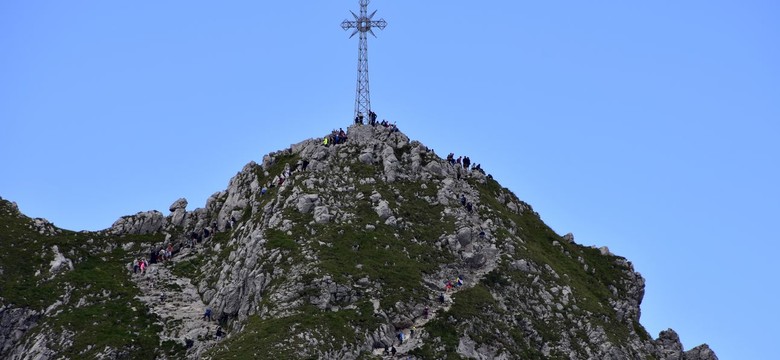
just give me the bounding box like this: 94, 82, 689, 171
0, 124, 717, 359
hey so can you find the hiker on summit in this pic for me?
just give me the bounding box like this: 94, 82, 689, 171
355, 113, 364, 125
369, 110, 377, 125
463, 156, 471, 170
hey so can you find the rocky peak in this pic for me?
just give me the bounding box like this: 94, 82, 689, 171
0, 125, 718, 359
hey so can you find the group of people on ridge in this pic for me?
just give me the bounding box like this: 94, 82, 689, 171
323, 128, 348, 146
353, 110, 399, 132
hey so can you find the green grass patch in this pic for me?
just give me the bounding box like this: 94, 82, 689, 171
207, 302, 375, 359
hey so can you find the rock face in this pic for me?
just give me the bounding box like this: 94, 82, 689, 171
110, 210, 165, 234
0, 307, 40, 356
0, 124, 718, 360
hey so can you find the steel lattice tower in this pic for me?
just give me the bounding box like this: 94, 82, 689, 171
341, 0, 387, 120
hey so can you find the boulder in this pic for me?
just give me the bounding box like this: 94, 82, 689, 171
296, 194, 319, 214
374, 200, 393, 221
169, 198, 188, 227
313, 206, 331, 224
169, 198, 188, 212
457, 227, 473, 246
358, 152, 374, 165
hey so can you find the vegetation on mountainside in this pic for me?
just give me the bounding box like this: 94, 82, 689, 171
407, 176, 646, 358
0, 198, 185, 358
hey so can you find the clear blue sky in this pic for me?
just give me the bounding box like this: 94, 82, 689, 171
2, 1, 778, 358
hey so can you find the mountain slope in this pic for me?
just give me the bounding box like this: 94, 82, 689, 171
0, 124, 717, 359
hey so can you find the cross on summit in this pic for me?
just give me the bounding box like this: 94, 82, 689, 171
341, 0, 387, 122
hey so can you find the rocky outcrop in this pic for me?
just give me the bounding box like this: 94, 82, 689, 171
47, 245, 73, 277
684, 344, 719, 360
110, 210, 165, 235
169, 198, 188, 227
655, 329, 719, 360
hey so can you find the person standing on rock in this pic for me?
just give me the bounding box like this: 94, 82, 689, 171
203, 307, 212, 321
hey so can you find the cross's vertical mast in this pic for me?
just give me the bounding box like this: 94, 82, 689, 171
341, 0, 387, 120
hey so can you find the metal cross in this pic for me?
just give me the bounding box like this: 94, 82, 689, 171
341, 0, 387, 121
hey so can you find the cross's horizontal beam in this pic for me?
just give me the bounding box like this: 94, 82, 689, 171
341, 19, 387, 30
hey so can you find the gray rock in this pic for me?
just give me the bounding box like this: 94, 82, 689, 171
656, 329, 683, 360
457, 227, 473, 246
169, 198, 188, 212
684, 344, 719, 360
313, 206, 331, 224
374, 200, 393, 220
110, 210, 165, 235
296, 194, 319, 214
600, 246, 613, 256
0, 307, 40, 356
169, 198, 189, 227
48, 245, 73, 276
358, 152, 374, 165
